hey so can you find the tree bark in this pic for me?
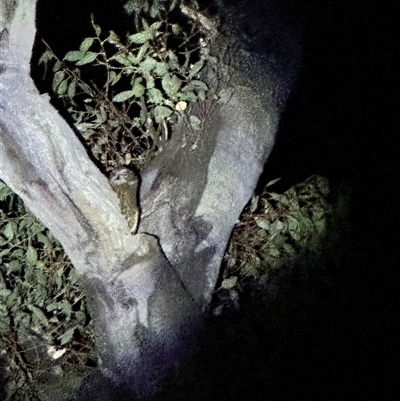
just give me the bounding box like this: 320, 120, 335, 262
0, 0, 302, 397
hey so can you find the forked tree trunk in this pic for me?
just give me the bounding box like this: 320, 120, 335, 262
0, 0, 301, 397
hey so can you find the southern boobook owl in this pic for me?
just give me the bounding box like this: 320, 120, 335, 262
109, 167, 140, 234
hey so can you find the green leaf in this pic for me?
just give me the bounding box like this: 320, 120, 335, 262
27, 305, 49, 328
27, 222, 43, 237
139, 56, 158, 72
61, 300, 72, 317
0, 289, 12, 298
171, 24, 181, 35
182, 51, 191, 70
109, 71, 122, 86
269, 220, 286, 235
14, 311, 29, 325
108, 71, 117, 84
149, 21, 162, 36
286, 189, 300, 210
167, 50, 179, 70
125, 52, 137, 65
52, 71, 65, 93
141, 71, 154, 89
250, 195, 259, 213
56, 79, 68, 95
221, 276, 237, 290
47, 300, 71, 317
38, 49, 54, 66
7, 260, 22, 274
64, 50, 84, 62
77, 80, 93, 95
161, 73, 182, 97
266, 178, 281, 187
79, 37, 95, 53
188, 60, 204, 79
36, 232, 52, 252
287, 214, 301, 241
97, 106, 107, 123
153, 105, 173, 123
107, 30, 120, 45
112, 90, 135, 102
137, 41, 150, 58
141, 18, 150, 31
68, 268, 79, 285
35, 265, 47, 285
60, 327, 76, 345
129, 31, 153, 44
3, 221, 16, 240
150, 4, 164, 19
154, 62, 169, 77
67, 81, 76, 99
257, 229, 268, 238
0, 182, 12, 200
132, 82, 146, 97
268, 192, 290, 207
76, 51, 98, 66
255, 218, 270, 231
26, 246, 38, 265
46, 302, 59, 312
52, 60, 62, 73
262, 199, 274, 214
11, 248, 24, 259
91, 15, 101, 36
114, 53, 131, 66
131, 76, 144, 90
179, 90, 197, 102
147, 88, 164, 104
268, 246, 280, 259
54, 267, 64, 291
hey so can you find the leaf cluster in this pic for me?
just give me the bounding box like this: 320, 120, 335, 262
37, 8, 216, 171
123, 0, 181, 30
220, 175, 334, 292
0, 181, 95, 399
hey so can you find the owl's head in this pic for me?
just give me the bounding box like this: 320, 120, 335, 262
109, 167, 138, 186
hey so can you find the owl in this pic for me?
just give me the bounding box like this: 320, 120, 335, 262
109, 167, 140, 234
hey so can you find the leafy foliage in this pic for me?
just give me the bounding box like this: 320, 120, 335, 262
0, 181, 96, 399
213, 175, 338, 315
37, 7, 217, 172
1, 170, 341, 395
123, 0, 181, 29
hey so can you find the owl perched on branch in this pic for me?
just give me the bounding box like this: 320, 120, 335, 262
109, 167, 140, 234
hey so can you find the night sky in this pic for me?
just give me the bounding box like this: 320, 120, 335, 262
30, 0, 399, 399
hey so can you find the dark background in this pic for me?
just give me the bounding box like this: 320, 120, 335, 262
32, 0, 398, 399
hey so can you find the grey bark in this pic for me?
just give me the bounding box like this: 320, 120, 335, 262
0, 0, 302, 398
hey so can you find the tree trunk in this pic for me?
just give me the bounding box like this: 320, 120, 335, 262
0, 0, 302, 397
